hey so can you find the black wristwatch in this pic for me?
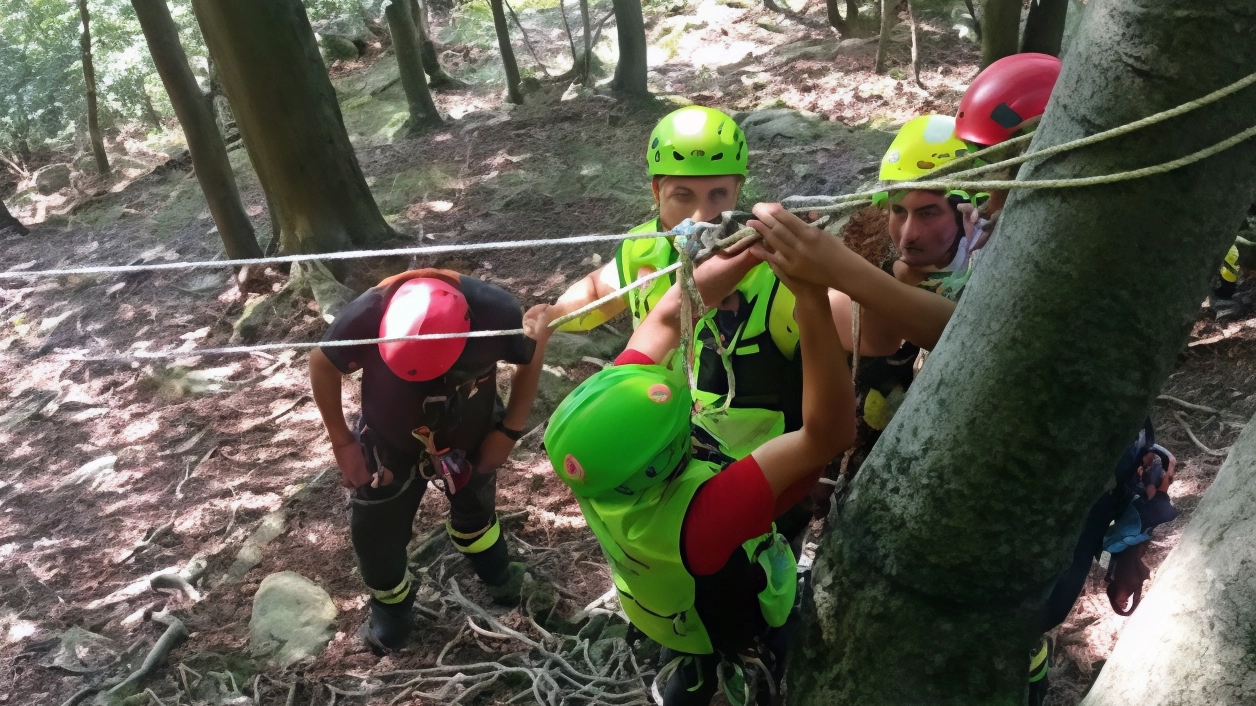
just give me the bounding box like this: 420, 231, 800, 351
495, 421, 525, 441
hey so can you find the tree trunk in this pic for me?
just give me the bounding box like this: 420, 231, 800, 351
980, 0, 1020, 67
0, 198, 27, 236
874, 0, 895, 73
609, 0, 648, 97
488, 0, 524, 104
140, 83, 162, 127
409, 0, 461, 88
78, 0, 110, 176
786, 0, 1256, 703
579, 0, 594, 87
1080, 414, 1256, 706
1020, 0, 1069, 56
188, 0, 393, 256
132, 0, 262, 260
384, 0, 443, 132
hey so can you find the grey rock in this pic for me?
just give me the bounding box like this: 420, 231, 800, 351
312, 15, 374, 45
249, 571, 338, 667
319, 34, 360, 61
34, 164, 72, 195
735, 108, 824, 144
44, 627, 119, 673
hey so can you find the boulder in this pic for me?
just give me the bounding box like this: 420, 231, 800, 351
249, 571, 337, 667
313, 14, 374, 60
319, 34, 360, 61
34, 164, 72, 195
734, 108, 825, 144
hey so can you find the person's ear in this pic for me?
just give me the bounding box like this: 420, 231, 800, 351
652, 176, 664, 205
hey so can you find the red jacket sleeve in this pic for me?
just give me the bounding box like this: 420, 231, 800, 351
681, 456, 775, 576
614, 349, 657, 366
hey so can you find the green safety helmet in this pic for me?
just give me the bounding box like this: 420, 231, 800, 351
879, 114, 971, 182
647, 106, 749, 178
545, 363, 693, 500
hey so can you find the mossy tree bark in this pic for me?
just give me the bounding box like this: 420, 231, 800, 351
132, 0, 262, 259
488, 0, 524, 104
384, 0, 443, 132
609, 0, 649, 98
1020, 0, 1069, 56
1079, 412, 1256, 706
78, 0, 110, 176
980, 0, 1020, 67
0, 198, 27, 236
786, 1, 1256, 704
189, 0, 393, 256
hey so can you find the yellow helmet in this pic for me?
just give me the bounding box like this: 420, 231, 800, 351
879, 115, 971, 182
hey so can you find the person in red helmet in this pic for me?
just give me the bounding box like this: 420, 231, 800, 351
310, 269, 553, 653
955, 52, 1063, 218
955, 52, 1062, 147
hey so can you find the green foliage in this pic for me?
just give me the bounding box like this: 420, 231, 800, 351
0, 0, 367, 160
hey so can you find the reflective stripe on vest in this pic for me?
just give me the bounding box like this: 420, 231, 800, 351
615, 219, 678, 329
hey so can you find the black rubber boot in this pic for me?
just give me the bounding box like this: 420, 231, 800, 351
357, 589, 415, 654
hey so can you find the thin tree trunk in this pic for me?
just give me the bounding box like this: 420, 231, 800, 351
189, 0, 393, 256
140, 83, 162, 127
786, 0, 1256, 702
875, 0, 895, 74
0, 198, 27, 236
1020, 0, 1069, 56
609, 0, 648, 97
980, 0, 1021, 67
78, 0, 110, 176
906, 0, 923, 88
384, 0, 443, 132
579, 0, 594, 87
409, 0, 462, 88
132, 0, 261, 259
488, 0, 524, 104
963, 0, 982, 40
557, 0, 580, 78
1080, 413, 1256, 706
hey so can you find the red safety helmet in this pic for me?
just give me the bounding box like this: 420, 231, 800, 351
955, 53, 1062, 146
378, 278, 471, 381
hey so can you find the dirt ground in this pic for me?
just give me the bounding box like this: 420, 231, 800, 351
1, 1, 1251, 705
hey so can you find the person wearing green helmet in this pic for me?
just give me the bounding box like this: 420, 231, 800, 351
545, 106, 811, 431
545, 210, 856, 703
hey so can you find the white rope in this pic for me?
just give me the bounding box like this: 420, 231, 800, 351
73, 261, 686, 360
0, 230, 670, 281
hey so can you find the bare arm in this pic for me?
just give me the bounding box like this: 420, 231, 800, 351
550, 262, 626, 332
749, 205, 957, 351
744, 204, 855, 497
693, 248, 761, 308
828, 289, 912, 357
310, 349, 372, 487
623, 285, 682, 364
749, 282, 855, 497
310, 349, 354, 447
501, 306, 554, 430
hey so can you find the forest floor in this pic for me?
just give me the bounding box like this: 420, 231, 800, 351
1, 1, 1252, 705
